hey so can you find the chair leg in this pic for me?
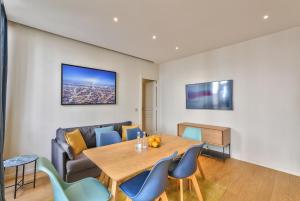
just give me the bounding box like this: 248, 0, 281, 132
190, 174, 204, 201
160, 191, 169, 201
188, 179, 192, 192
179, 179, 184, 201
125, 197, 131, 201
197, 159, 205, 179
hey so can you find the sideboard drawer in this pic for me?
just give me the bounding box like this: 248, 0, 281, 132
202, 129, 223, 146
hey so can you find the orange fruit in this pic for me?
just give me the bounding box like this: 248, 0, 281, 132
152, 141, 159, 148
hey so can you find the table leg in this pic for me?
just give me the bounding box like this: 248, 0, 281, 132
22, 164, 25, 186
14, 166, 18, 199
33, 160, 37, 188
111, 180, 118, 201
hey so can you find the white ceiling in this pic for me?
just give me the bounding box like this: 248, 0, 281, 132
4, 0, 300, 63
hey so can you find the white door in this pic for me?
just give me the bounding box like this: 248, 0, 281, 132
143, 80, 157, 134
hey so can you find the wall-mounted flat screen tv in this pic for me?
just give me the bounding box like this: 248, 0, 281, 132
61, 63, 116, 105
186, 80, 233, 110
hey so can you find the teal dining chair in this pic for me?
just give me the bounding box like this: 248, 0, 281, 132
37, 157, 111, 201
183, 127, 202, 141
182, 127, 205, 179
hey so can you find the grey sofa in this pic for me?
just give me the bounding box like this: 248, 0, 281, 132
51, 121, 132, 182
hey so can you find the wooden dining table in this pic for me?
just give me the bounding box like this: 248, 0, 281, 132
83, 134, 203, 201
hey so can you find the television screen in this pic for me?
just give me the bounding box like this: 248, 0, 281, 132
186, 80, 233, 110
61, 64, 116, 105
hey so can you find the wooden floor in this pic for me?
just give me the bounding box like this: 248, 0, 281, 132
5, 157, 300, 201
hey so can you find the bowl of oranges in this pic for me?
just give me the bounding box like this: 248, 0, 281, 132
148, 135, 161, 148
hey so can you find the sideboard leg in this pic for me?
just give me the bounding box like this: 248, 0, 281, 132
222, 147, 225, 162
14, 166, 18, 199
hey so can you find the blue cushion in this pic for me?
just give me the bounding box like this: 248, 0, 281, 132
126, 127, 143, 141
99, 131, 121, 146
95, 126, 114, 147
183, 127, 202, 141
119, 171, 150, 198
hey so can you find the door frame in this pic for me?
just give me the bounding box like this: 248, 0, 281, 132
139, 77, 158, 133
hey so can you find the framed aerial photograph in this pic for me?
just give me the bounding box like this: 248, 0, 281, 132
61, 63, 116, 105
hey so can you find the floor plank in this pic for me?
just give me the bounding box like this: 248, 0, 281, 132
4, 157, 300, 201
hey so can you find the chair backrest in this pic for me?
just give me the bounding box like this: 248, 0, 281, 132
183, 127, 202, 141
37, 157, 69, 201
170, 144, 204, 178
99, 131, 122, 146
132, 152, 177, 201
126, 127, 143, 141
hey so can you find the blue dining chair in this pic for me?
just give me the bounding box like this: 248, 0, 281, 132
119, 152, 177, 201
37, 157, 111, 201
126, 127, 143, 141
168, 144, 205, 201
99, 131, 122, 146
98, 131, 122, 186
182, 127, 205, 179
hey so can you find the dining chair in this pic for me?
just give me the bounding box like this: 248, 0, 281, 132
182, 127, 205, 179
168, 144, 205, 201
182, 127, 202, 141
37, 157, 111, 201
119, 152, 177, 201
126, 127, 143, 141
98, 131, 122, 186
99, 131, 122, 146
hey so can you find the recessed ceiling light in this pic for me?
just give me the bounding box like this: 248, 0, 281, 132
152, 35, 157, 40
175, 46, 179, 50
263, 15, 269, 20
113, 17, 118, 22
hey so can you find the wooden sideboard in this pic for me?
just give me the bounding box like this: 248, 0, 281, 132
177, 122, 231, 159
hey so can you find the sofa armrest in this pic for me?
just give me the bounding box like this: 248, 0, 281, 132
51, 139, 69, 181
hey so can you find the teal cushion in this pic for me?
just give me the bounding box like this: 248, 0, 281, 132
95, 126, 114, 147
183, 127, 202, 141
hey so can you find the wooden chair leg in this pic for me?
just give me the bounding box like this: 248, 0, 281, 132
160, 191, 169, 201
125, 197, 131, 201
99, 171, 105, 181
188, 179, 192, 192
197, 159, 205, 179
190, 174, 204, 201
179, 179, 184, 201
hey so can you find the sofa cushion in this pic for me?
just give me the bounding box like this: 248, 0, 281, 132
56, 140, 74, 160
65, 129, 87, 156
95, 126, 114, 147
66, 153, 97, 174
66, 167, 101, 183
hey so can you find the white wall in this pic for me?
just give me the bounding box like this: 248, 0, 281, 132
159, 27, 300, 176
5, 22, 158, 160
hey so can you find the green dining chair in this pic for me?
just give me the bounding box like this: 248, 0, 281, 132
37, 157, 111, 201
